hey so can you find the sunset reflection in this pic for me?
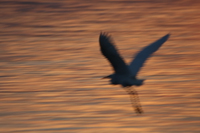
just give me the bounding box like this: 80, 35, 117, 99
0, 0, 199, 132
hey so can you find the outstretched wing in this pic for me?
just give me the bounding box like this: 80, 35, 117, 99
99, 32, 130, 75
129, 34, 170, 77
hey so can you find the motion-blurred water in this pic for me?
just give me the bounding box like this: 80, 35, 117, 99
0, 0, 199, 132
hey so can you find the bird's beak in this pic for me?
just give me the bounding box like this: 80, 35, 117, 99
102, 75, 111, 79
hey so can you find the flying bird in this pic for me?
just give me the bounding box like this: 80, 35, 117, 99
99, 32, 170, 113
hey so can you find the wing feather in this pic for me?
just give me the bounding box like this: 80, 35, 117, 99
129, 34, 170, 76
99, 32, 130, 75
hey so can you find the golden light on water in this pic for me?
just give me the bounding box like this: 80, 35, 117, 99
0, 0, 199, 132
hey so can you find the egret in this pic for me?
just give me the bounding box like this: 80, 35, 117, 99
99, 32, 170, 113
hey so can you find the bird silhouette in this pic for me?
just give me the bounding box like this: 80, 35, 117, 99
99, 32, 170, 114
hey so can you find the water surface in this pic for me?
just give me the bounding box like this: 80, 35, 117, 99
0, 0, 199, 132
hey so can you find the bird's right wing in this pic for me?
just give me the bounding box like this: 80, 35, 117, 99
99, 32, 130, 75
129, 34, 170, 77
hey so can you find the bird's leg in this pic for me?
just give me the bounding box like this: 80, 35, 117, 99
124, 87, 143, 114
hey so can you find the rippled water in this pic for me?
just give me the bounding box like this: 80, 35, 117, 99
0, 0, 200, 132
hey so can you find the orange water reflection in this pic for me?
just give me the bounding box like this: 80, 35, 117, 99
0, 0, 199, 132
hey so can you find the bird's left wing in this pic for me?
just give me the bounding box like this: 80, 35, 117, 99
99, 32, 130, 75
129, 34, 170, 77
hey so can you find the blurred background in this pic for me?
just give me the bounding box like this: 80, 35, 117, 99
0, 0, 199, 132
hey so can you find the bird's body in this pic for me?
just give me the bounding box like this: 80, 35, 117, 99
105, 73, 144, 87
99, 32, 170, 113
